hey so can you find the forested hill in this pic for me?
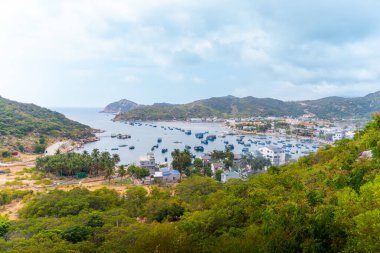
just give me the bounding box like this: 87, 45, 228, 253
113, 91, 380, 121
2, 114, 380, 252
101, 99, 141, 113
0, 96, 94, 149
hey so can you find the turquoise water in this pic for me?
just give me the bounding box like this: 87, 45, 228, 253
54, 108, 320, 165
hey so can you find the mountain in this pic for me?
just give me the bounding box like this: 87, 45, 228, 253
102, 99, 141, 113
0, 96, 94, 152
113, 91, 380, 121
291, 91, 380, 119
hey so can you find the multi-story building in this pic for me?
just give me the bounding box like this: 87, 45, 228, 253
259, 146, 286, 167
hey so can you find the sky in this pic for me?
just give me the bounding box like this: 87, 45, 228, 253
0, 0, 380, 107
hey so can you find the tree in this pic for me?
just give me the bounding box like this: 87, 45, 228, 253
127, 165, 150, 179
215, 170, 223, 182
171, 149, 192, 179
249, 156, 271, 171
193, 158, 203, 169
87, 212, 105, 228
62, 225, 89, 243
0, 217, 9, 237
118, 165, 127, 181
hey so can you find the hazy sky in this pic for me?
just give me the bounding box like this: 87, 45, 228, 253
1, 0, 380, 107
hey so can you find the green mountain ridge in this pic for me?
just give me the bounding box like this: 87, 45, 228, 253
0, 96, 94, 152
112, 91, 380, 121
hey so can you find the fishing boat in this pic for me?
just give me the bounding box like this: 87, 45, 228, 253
206, 135, 216, 141
195, 133, 204, 139
201, 140, 208, 145
225, 144, 234, 150
194, 146, 204, 152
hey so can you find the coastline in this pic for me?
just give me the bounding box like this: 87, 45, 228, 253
225, 125, 333, 145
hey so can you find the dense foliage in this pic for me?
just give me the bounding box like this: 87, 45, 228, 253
36, 149, 120, 178
114, 92, 380, 121
2, 114, 380, 252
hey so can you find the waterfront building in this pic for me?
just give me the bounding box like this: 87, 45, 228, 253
154, 167, 180, 184
259, 146, 286, 167
139, 152, 157, 175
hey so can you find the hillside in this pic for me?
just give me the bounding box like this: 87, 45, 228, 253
113, 91, 380, 121
1, 114, 380, 252
0, 96, 94, 152
102, 99, 141, 113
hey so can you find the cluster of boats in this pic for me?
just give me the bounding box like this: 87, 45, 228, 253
110, 134, 131, 139
111, 122, 321, 161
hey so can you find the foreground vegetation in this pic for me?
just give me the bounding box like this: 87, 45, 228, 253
1, 114, 380, 252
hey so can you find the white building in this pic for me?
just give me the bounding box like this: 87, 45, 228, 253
332, 132, 344, 142
139, 152, 157, 175
190, 118, 203, 123
221, 171, 240, 183
211, 162, 224, 174
259, 146, 286, 167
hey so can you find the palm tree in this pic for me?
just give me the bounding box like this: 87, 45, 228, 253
117, 165, 127, 182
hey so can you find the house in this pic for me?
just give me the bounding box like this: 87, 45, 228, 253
211, 162, 224, 174
221, 171, 240, 183
259, 146, 286, 166
200, 155, 212, 166
154, 167, 180, 184
139, 152, 157, 175
190, 118, 202, 123
332, 132, 344, 142
233, 154, 243, 167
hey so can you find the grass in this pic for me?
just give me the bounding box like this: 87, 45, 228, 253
5, 181, 24, 186
110, 178, 133, 185
34, 179, 53, 185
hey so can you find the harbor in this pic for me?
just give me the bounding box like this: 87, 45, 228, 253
56, 108, 322, 165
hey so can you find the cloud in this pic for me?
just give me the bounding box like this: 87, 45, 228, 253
0, 0, 380, 107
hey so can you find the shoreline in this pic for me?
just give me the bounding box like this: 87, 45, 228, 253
225, 125, 333, 145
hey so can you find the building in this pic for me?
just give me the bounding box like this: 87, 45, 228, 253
211, 162, 224, 174
139, 152, 157, 175
200, 155, 212, 166
190, 118, 202, 123
332, 132, 344, 142
233, 154, 242, 167
221, 171, 240, 183
154, 167, 180, 184
259, 146, 286, 166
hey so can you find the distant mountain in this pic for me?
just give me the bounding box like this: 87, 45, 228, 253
0, 96, 94, 152
113, 91, 380, 121
102, 99, 141, 113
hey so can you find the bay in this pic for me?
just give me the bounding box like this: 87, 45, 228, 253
54, 108, 320, 165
